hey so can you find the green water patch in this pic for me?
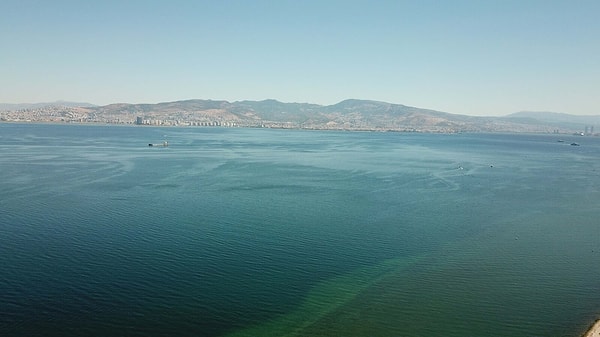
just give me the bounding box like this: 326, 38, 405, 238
224, 205, 600, 337
223, 256, 422, 337
294, 211, 600, 337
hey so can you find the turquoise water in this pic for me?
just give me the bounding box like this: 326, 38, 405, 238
1, 123, 599, 336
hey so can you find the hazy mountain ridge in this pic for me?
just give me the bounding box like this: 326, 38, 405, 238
506, 111, 600, 127
1, 99, 597, 133
0, 101, 97, 110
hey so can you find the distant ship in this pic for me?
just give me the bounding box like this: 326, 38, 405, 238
570, 142, 580, 146
149, 141, 168, 147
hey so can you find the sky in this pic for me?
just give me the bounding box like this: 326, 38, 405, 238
1, 0, 599, 116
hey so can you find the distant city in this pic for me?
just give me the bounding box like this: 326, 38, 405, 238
1, 99, 599, 135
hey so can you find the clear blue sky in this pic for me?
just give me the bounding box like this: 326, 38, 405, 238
1, 0, 598, 116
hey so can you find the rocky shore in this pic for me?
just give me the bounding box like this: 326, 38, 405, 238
583, 319, 600, 337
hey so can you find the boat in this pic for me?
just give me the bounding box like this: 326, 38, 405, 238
570, 142, 580, 146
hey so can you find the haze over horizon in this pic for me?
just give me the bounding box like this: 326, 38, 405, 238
2, 0, 599, 116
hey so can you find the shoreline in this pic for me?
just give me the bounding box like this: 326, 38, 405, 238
583, 319, 600, 337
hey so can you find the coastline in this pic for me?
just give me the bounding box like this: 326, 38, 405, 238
583, 319, 600, 337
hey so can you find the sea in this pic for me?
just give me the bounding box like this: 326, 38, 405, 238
1, 123, 599, 337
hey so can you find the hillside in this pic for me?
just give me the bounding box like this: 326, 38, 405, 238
0, 101, 96, 110
506, 111, 600, 131
1, 99, 596, 134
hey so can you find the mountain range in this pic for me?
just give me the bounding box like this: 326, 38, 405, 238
1, 99, 597, 134
0, 101, 97, 111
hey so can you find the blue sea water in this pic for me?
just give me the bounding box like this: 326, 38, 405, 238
1, 123, 599, 336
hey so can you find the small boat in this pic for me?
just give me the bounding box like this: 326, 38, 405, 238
570, 142, 580, 146
149, 141, 169, 147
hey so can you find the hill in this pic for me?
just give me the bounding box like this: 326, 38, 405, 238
1, 99, 596, 134
0, 101, 96, 110
506, 111, 600, 131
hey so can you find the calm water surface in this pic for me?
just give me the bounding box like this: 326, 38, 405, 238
1, 124, 599, 336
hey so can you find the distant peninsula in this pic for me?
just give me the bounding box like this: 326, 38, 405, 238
1, 99, 598, 134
